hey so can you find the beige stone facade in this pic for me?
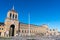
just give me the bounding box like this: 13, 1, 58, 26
20, 24, 48, 36
46, 29, 59, 36
0, 6, 59, 37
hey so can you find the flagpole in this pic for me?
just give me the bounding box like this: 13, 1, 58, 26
28, 13, 30, 36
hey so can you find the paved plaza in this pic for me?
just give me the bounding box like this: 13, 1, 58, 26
0, 36, 60, 40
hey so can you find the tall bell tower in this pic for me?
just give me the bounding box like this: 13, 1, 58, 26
5, 6, 19, 37
7, 6, 18, 20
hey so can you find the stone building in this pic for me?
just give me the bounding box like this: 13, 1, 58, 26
0, 6, 59, 37
20, 24, 48, 36
46, 29, 59, 36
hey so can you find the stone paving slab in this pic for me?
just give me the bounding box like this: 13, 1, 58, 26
0, 36, 60, 40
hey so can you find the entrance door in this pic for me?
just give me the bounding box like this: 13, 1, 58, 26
9, 24, 15, 36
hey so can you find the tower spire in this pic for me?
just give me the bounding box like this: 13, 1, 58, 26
12, 5, 14, 10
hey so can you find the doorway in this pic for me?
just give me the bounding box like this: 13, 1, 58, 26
9, 24, 15, 36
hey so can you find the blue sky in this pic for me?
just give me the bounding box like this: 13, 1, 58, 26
0, 0, 60, 31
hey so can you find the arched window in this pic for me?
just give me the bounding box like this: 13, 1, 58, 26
15, 15, 17, 19
22, 30, 23, 33
13, 14, 14, 19
25, 30, 26, 33
10, 13, 11, 18
30, 30, 31, 33
53, 29, 55, 31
